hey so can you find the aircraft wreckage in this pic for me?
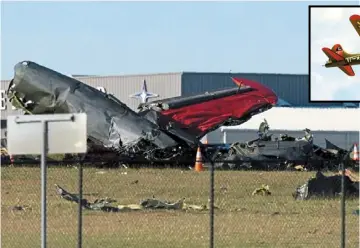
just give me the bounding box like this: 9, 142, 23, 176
216, 134, 358, 171
6, 61, 278, 164
5, 61, 354, 170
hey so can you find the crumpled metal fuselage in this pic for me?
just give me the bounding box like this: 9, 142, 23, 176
7, 61, 181, 154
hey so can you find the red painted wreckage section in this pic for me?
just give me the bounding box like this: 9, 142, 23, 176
159, 77, 278, 135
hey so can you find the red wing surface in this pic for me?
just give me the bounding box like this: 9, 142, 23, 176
339, 65, 355, 76
350, 14, 360, 36
322, 47, 345, 61
157, 78, 278, 136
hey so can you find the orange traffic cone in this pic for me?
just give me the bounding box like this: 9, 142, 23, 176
194, 147, 204, 172
353, 144, 359, 161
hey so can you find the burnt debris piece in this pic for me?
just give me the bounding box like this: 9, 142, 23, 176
293, 171, 359, 200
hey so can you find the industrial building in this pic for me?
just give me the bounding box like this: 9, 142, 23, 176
1, 71, 359, 147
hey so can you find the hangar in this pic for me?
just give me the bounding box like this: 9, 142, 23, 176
1, 71, 359, 146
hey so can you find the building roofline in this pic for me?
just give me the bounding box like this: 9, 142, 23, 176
0, 72, 184, 81
1, 71, 309, 81
181, 71, 308, 76
72, 72, 184, 80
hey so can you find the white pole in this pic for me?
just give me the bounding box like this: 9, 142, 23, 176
41, 121, 48, 248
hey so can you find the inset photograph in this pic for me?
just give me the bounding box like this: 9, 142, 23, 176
310, 5, 360, 102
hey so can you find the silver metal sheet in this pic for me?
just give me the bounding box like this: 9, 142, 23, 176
7, 113, 87, 155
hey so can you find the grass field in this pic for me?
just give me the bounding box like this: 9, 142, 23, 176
2, 166, 359, 248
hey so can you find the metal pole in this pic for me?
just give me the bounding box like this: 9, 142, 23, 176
41, 121, 48, 248
78, 158, 83, 248
340, 162, 346, 248
209, 160, 215, 248
202, 146, 217, 248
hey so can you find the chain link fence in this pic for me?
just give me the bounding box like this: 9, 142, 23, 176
2, 155, 359, 248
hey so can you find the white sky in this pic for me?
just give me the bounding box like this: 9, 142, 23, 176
310, 7, 360, 101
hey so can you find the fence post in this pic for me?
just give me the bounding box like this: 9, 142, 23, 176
209, 159, 214, 248
203, 146, 218, 248
41, 121, 48, 248
340, 162, 346, 248
78, 157, 84, 248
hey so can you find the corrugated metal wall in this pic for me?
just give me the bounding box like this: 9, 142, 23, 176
181, 72, 307, 105
180, 72, 354, 107
76, 73, 182, 111
207, 129, 359, 149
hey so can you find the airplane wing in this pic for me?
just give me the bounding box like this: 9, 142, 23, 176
139, 78, 278, 138
322, 47, 355, 76
350, 14, 360, 36
338, 65, 355, 76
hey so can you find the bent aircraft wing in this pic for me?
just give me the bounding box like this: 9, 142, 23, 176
321, 47, 355, 76
138, 77, 278, 138
350, 14, 360, 36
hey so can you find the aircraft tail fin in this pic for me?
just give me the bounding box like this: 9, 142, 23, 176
350, 14, 360, 36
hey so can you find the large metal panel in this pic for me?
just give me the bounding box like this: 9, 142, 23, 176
7, 113, 87, 155
77, 73, 182, 111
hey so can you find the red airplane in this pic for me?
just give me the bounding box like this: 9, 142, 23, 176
321, 14, 360, 76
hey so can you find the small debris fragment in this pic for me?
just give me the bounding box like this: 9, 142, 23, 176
252, 184, 271, 196
10, 205, 31, 212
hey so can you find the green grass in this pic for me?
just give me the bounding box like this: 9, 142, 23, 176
1, 167, 359, 248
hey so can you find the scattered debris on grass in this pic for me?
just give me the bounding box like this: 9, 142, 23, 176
95, 171, 107, 174
55, 184, 119, 211
130, 180, 139, 185
252, 184, 271, 196
10, 205, 32, 212
54, 184, 216, 212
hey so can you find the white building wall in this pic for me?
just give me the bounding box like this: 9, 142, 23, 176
221, 107, 360, 132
